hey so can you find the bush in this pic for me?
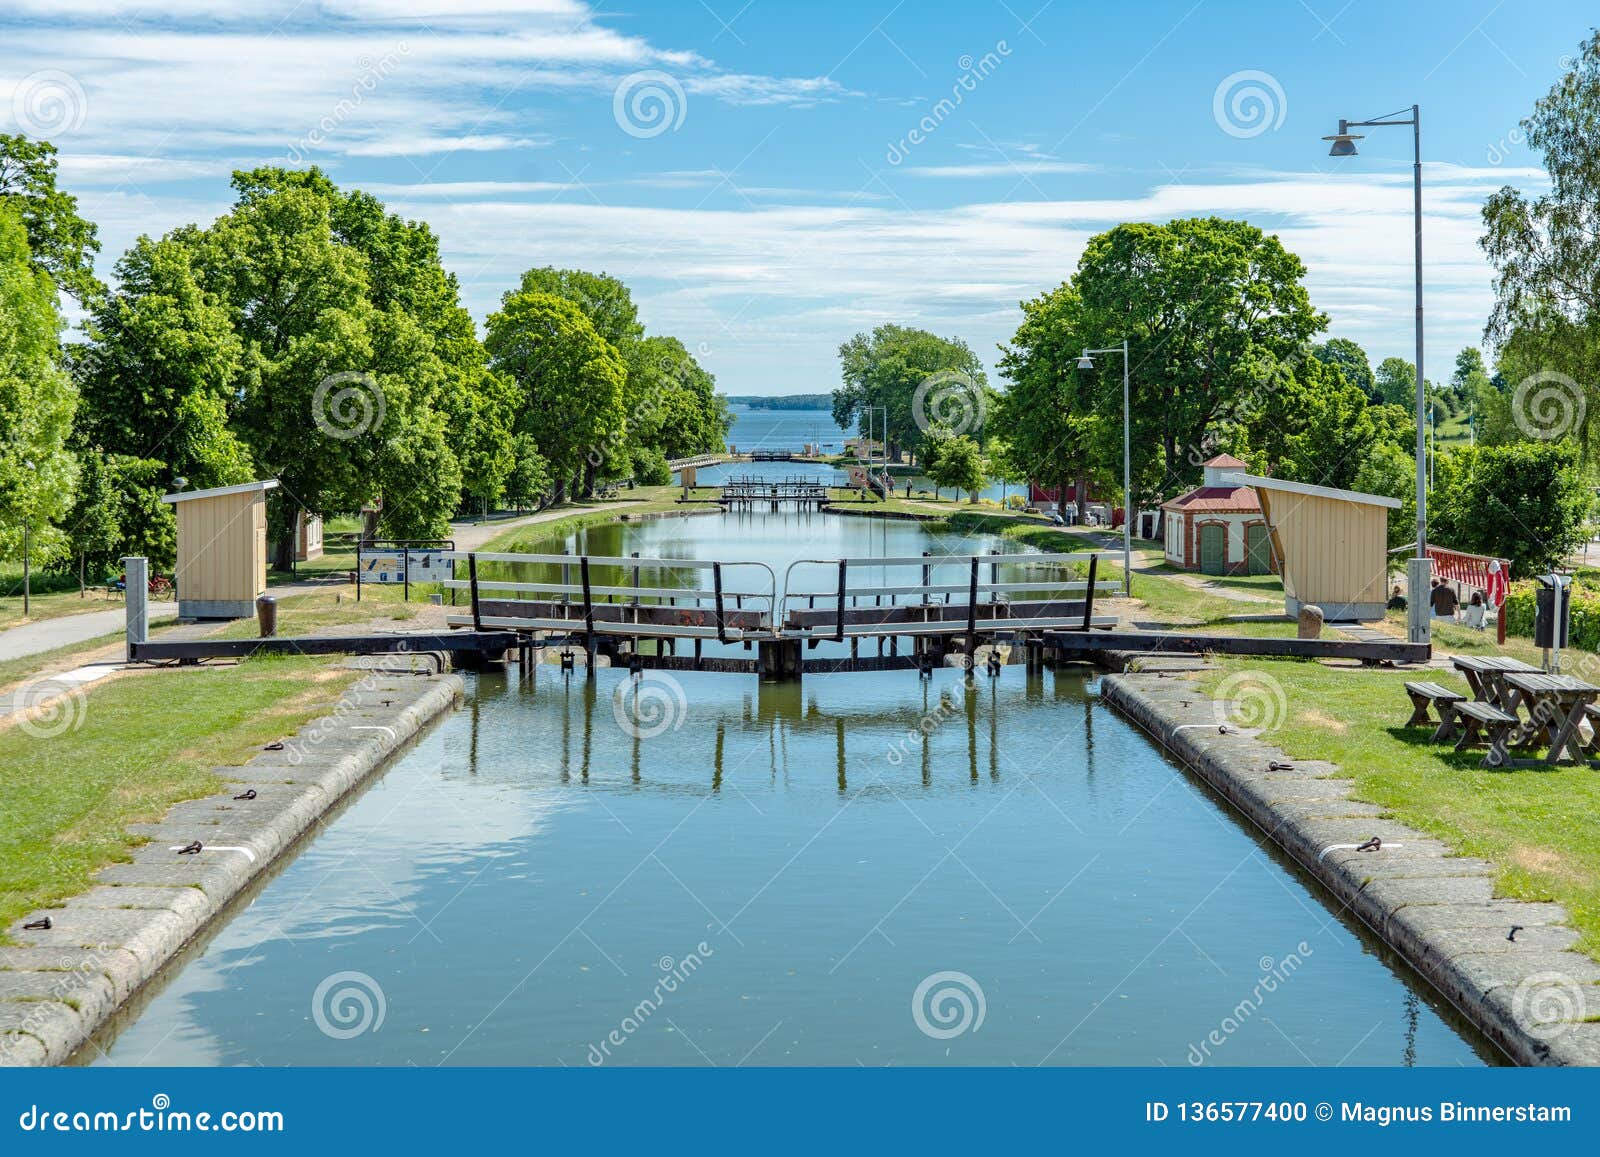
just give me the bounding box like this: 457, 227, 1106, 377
1500, 578, 1600, 651
1006, 494, 1027, 510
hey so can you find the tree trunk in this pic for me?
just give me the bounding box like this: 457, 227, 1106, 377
272, 530, 295, 573
1075, 471, 1089, 521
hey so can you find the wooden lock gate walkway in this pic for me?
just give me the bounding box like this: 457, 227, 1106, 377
441, 548, 1120, 679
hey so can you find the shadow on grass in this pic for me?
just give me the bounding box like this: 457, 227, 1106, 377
1383, 724, 1582, 775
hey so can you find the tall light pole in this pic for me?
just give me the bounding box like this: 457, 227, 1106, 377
22, 459, 34, 618
1077, 340, 1132, 597
1325, 105, 1429, 644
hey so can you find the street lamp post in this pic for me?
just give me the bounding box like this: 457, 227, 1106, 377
1325, 105, 1430, 644
1077, 340, 1132, 598
22, 459, 34, 618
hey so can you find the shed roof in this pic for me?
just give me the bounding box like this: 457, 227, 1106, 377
1219, 472, 1401, 509
160, 479, 280, 505
1160, 485, 1261, 513
1201, 453, 1250, 469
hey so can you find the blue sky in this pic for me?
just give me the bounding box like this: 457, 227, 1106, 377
1, 0, 1586, 394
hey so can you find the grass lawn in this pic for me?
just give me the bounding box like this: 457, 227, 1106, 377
214, 584, 424, 640
1201, 656, 1600, 960
0, 655, 357, 940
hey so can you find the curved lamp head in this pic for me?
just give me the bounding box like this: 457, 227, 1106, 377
1323, 118, 1363, 157
1076, 352, 1095, 371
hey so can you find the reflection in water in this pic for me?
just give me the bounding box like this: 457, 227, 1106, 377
483, 665, 1043, 791
89, 508, 1495, 1069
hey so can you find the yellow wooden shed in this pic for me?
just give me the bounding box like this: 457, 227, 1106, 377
160, 479, 277, 620
1220, 472, 1400, 621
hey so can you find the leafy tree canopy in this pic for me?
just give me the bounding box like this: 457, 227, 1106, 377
833, 324, 987, 465
0, 134, 102, 306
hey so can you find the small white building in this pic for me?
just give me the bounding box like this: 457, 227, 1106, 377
1159, 455, 1273, 576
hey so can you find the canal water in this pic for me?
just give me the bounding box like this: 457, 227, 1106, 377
90, 508, 1494, 1067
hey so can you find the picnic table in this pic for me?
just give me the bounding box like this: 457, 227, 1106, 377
1500, 671, 1600, 765
1450, 655, 1540, 711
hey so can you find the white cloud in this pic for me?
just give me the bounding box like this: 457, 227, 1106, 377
341, 135, 547, 157
338, 168, 1532, 392
898, 160, 1101, 178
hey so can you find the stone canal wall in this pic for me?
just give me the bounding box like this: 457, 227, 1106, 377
1099, 656, 1600, 1066
0, 664, 463, 1066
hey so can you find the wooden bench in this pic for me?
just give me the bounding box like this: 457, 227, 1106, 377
1402, 680, 1465, 738
1447, 700, 1520, 768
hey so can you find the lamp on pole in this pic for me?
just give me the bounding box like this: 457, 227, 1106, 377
1077, 340, 1132, 597
1325, 105, 1429, 644
22, 459, 35, 618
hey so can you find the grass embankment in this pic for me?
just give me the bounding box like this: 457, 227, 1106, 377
0, 655, 357, 940
216, 583, 426, 640
1201, 657, 1600, 961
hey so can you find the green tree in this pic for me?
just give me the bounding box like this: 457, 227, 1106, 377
924, 427, 987, 501
833, 324, 987, 465
515, 267, 644, 351
995, 282, 1108, 519
1072, 217, 1325, 503
62, 448, 120, 589
0, 134, 103, 306
1372, 357, 1418, 408
502, 434, 552, 509
106, 455, 177, 570
1430, 442, 1588, 574
485, 290, 627, 503
1312, 337, 1375, 401
1451, 347, 1489, 394
1481, 31, 1600, 457
1244, 353, 1410, 491
1351, 441, 1417, 553
176, 169, 465, 561
75, 234, 250, 489
0, 203, 77, 571
632, 445, 672, 486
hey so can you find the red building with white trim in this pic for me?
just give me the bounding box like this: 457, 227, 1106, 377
1158, 454, 1273, 575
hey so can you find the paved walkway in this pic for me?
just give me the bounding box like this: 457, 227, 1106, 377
448, 499, 637, 551
0, 602, 179, 662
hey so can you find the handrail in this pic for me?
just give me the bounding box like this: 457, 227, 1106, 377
779, 551, 1109, 623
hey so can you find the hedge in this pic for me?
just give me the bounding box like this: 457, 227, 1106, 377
1500, 578, 1600, 651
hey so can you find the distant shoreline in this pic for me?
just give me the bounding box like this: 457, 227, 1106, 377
724, 394, 832, 411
